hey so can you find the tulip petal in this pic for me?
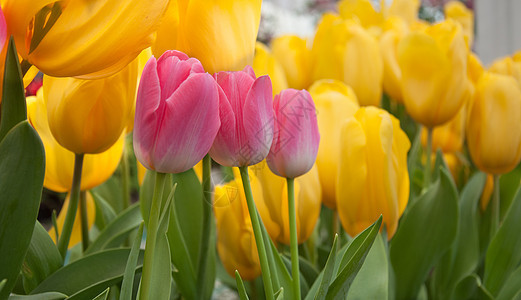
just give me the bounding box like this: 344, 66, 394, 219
157, 51, 205, 101
209, 86, 238, 166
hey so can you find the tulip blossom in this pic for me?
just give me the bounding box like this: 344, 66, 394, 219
489, 56, 521, 87
380, 17, 409, 103
209, 66, 274, 167
133, 50, 220, 174
337, 107, 410, 238
271, 35, 313, 90
252, 42, 288, 96
467, 72, 521, 175
444, 1, 474, 47
266, 89, 320, 178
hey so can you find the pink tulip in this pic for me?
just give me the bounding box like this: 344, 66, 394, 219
210, 66, 274, 167
133, 50, 220, 173
267, 89, 320, 178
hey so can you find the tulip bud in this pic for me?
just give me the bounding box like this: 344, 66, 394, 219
27, 90, 124, 192
467, 72, 521, 174
3, 0, 169, 78
398, 19, 469, 127
133, 50, 220, 174
266, 89, 320, 178
271, 35, 313, 90
153, 0, 262, 74
309, 79, 359, 209
444, 1, 474, 47
44, 59, 137, 154
489, 56, 521, 87
252, 42, 288, 96
210, 66, 274, 167
337, 107, 410, 238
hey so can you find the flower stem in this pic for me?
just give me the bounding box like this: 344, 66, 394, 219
197, 154, 214, 296
140, 171, 167, 300
121, 147, 131, 210
424, 127, 433, 188
57, 153, 84, 258
239, 167, 274, 300
491, 174, 501, 238
79, 191, 89, 251
287, 178, 301, 299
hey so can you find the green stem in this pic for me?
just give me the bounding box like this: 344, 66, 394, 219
287, 178, 301, 300
239, 167, 274, 300
424, 127, 433, 188
57, 153, 84, 258
79, 191, 89, 251
140, 172, 167, 300
121, 148, 131, 210
197, 154, 213, 296
491, 174, 501, 238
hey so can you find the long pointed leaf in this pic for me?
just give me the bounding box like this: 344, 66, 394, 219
119, 222, 144, 300
315, 234, 338, 300
235, 271, 249, 300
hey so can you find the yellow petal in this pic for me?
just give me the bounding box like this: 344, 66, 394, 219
338, 0, 384, 28
271, 35, 313, 89
444, 1, 474, 47
252, 42, 288, 96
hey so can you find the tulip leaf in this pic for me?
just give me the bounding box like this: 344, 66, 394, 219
432, 172, 486, 299
497, 264, 521, 300
119, 221, 144, 300
8, 292, 68, 300
453, 274, 494, 300
85, 203, 142, 255
22, 222, 63, 293
0, 37, 26, 142
235, 271, 250, 300
390, 167, 459, 299
29, 2, 62, 54
92, 288, 110, 300
92, 191, 117, 230
326, 215, 382, 299
30, 249, 143, 299
483, 183, 521, 296
314, 234, 339, 300
274, 287, 284, 300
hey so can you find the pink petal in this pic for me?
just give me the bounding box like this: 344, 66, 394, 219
209, 86, 239, 166
157, 52, 205, 101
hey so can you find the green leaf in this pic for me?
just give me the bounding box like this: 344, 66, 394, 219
85, 203, 142, 255
119, 222, 144, 300
92, 192, 117, 231
92, 288, 110, 300
235, 271, 249, 300
0, 37, 26, 142
484, 184, 521, 296
453, 274, 494, 300
497, 264, 521, 300
390, 167, 459, 299
30, 249, 143, 299
326, 216, 382, 299
0, 279, 6, 293
92, 176, 125, 214
8, 292, 67, 300
315, 234, 339, 300
0, 121, 45, 299
22, 222, 63, 293
274, 288, 284, 300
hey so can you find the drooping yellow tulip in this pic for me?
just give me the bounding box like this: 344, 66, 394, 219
270, 35, 313, 90
3, 0, 169, 78
398, 19, 469, 128
338, 0, 383, 28
312, 14, 383, 106
48, 192, 96, 248
444, 1, 474, 47
337, 107, 410, 239
26, 90, 124, 193
252, 42, 288, 96
308, 79, 360, 209
153, 0, 262, 74
43, 59, 137, 154
467, 72, 521, 175
251, 162, 322, 245
489, 56, 521, 87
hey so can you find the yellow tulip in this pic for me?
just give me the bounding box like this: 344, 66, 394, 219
43, 59, 137, 154
308, 79, 360, 209
27, 90, 124, 192
444, 1, 474, 47
338, 0, 383, 28
48, 192, 96, 248
337, 107, 410, 238
252, 42, 288, 96
3, 0, 168, 78
387, 0, 421, 24
467, 72, 521, 174
270, 35, 313, 90
489, 56, 521, 87
468, 52, 484, 85
398, 19, 469, 127
312, 13, 383, 106
251, 162, 322, 245
512, 50, 521, 63
153, 0, 262, 74
421, 102, 467, 153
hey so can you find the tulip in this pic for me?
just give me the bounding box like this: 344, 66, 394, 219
43, 59, 137, 154
467, 72, 521, 174
398, 19, 469, 127
387, 0, 421, 25
153, 0, 262, 74
489, 56, 521, 87
252, 161, 322, 245
444, 1, 474, 47
270, 35, 312, 90
209, 66, 274, 167
468, 52, 484, 85
308, 79, 360, 209
338, 0, 383, 29
421, 101, 467, 154
337, 106, 410, 238
133, 50, 220, 174
27, 90, 124, 192
312, 13, 383, 106
252, 42, 288, 96
380, 17, 409, 102
3, 0, 169, 78
267, 89, 320, 178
